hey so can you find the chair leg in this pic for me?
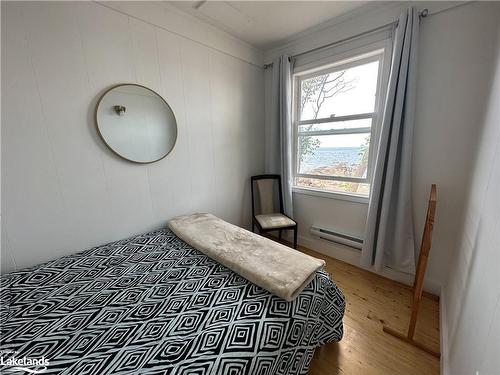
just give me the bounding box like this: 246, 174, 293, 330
278, 229, 282, 240
252, 221, 255, 233
293, 226, 298, 249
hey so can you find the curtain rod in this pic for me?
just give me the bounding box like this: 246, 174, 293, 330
263, 8, 429, 69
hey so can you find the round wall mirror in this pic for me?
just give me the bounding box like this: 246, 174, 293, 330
95, 84, 177, 163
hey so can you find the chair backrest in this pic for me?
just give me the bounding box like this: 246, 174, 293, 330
251, 174, 284, 217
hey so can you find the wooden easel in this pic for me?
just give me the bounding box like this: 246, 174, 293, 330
383, 184, 440, 358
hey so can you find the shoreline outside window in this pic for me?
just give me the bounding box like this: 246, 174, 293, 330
292, 42, 391, 201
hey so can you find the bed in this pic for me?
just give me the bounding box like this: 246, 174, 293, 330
0, 228, 345, 375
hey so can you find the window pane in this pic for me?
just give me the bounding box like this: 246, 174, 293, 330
298, 133, 371, 178
295, 177, 370, 197
298, 118, 372, 133
299, 60, 379, 121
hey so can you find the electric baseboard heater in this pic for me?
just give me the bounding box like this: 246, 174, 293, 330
310, 225, 363, 250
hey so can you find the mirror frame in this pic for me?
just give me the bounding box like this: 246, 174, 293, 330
95, 83, 178, 164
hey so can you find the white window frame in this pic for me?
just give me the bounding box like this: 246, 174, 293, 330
292, 40, 392, 202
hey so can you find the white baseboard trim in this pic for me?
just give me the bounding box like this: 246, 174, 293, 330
298, 234, 442, 296
440, 286, 450, 375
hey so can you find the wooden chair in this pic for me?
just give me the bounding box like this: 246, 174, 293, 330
382, 184, 440, 358
251, 174, 298, 249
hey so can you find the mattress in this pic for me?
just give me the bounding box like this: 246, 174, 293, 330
0, 228, 345, 375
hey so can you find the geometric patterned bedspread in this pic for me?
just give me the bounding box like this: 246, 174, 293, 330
0, 229, 345, 375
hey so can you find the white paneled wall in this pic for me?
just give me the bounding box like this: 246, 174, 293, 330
443, 23, 500, 375
1, 1, 265, 273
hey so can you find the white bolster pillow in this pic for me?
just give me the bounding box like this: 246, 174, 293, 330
168, 213, 325, 301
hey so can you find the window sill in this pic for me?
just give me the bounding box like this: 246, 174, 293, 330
292, 186, 369, 204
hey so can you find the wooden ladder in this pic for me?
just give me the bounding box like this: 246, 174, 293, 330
382, 184, 440, 358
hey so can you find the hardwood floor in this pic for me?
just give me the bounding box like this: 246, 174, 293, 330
300, 246, 440, 375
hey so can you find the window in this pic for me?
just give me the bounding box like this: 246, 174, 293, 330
293, 48, 388, 199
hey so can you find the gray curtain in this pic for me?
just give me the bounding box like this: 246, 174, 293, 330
361, 8, 419, 273
265, 55, 294, 218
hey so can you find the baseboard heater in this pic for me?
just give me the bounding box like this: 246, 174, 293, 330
310, 225, 363, 250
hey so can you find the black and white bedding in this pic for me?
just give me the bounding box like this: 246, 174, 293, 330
0, 229, 345, 375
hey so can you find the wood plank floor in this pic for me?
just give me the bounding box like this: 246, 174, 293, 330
299, 246, 440, 375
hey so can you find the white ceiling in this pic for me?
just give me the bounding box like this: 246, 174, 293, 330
168, 1, 369, 50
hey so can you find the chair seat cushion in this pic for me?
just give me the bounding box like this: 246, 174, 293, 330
255, 213, 296, 230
